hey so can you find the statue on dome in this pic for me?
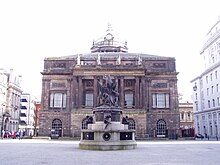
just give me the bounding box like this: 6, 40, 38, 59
97, 54, 101, 65
76, 54, 81, 65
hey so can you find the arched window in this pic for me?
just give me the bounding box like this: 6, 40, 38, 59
82, 118, 88, 129
157, 119, 166, 136
128, 118, 135, 130
52, 119, 62, 137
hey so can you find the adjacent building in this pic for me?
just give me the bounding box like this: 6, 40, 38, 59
20, 93, 37, 136
179, 102, 194, 137
191, 17, 220, 139
39, 25, 180, 139
0, 68, 22, 134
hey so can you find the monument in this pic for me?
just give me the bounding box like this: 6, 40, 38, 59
79, 75, 137, 150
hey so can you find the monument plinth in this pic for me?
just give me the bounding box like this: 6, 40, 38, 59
79, 75, 137, 150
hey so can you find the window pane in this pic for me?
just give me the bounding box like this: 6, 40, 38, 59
54, 93, 62, 107
157, 94, 165, 108
152, 94, 156, 108
125, 93, 133, 107
165, 94, 169, 108
50, 93, 54, 108
62, 94, 66, 108
85, 93, 93, 106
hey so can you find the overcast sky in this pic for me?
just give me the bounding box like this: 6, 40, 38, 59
0, 0, 220, 101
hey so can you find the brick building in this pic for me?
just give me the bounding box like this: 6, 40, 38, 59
39, 26, 179, 138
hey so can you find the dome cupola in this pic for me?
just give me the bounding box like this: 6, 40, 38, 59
91, 23, 128, 53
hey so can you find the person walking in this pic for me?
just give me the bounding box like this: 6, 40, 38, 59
1, 130, 5, 139
18, 129, 22, 140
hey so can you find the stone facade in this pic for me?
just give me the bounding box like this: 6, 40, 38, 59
39, 27, 179, 139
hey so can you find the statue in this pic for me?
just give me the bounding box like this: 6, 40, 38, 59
97, 54, 101, 65
85, 116, 93, 125
76, 54, 81, 65
98, 75, 119, 107
122, 116, 130, 125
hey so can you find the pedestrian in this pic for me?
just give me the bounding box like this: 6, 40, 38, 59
18, 129, 22, 140
2, 130, 5, 139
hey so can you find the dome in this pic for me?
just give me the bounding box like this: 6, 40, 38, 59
90, 23, 128, 53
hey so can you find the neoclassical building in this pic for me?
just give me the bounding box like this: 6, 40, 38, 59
191, 17, 220, 139
39, 26, 179, 138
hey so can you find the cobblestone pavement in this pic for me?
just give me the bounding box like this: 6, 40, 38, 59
0, 139, 220, 165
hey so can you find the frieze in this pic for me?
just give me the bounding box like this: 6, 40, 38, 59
51, 82, 66, 88
51, 63, 66, 68
152, 63, 166, 68
152, 83, 167, 88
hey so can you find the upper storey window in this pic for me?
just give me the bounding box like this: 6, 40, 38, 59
50, 93, 66, 109
152, 93, 169, 108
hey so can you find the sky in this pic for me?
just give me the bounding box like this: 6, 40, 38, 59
0, 0, 220, 101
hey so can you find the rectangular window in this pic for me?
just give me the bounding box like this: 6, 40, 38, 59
188, 113, 191, 120
215, 71, 218, 79
210, 73, 213, 81
211, 86, 214, 94
181, 112, 184, 120
206, 76, 208, 84
217, 97, 220, 106
85, 93, 93, 107
125, 93, 134, 107
217, 84, 219, 92
50, 93, 67, 108
208, 100, 211, 108
152, 93, 169, 108
207, 88, 209, 96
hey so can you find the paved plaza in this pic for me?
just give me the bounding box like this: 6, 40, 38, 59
0, 139, 220, 165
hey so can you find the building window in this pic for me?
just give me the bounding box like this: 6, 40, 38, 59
217, 84, 219, 93
207, 88, 209, 96
82, 118, 88, 129
217, 97, 220, 106
51, 119, 62, 137
85, 93, 93, 107
128, 118, 135, 129
181, 112, 184, 121
187, 112, 191, 121
152, 93, 169, 108
195, 102, 198, 111
206, 76, 208, 84
211, 86, 214, 94
157, 119, 166, 136
124, 92, 134, 107
208, 100, 211, 108
213, 99, 215, 107
50, 93, 66, 108
210, 73, 213, 81
215, 71, 218, 79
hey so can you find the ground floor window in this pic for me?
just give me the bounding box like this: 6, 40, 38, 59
157, 119, 166, 136
52, 119, 62, 137
128, 118, 135, 130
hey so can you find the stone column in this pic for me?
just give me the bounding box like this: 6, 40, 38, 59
67, 78, 72, 111
93, 76, 98, 107
120, 77, 124, 108
146, 78, 152, 112
72, 76, 78, 108
135, 77, 140, 108
78, 76, 82, 108
140, 77, 145, 108
41, 78, 50, 110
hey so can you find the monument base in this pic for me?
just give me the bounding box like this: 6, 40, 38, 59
79, 141, 137, 150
